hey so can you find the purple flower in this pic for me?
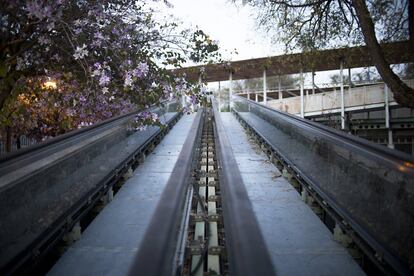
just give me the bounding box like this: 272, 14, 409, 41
73, 44, 88, 60
99, 74, 110, 86
26, 1, 52, 19
124, 72, 133, 87
132, 62, 149, 78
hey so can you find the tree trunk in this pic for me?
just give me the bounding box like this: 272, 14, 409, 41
16, 135, 21, 150
352, 0, 414, 108
6, 127, 12, 153
409, 0, 414, 43
0, 91, 8, 111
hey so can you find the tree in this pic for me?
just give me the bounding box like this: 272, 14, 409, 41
404, 63, 414, 79
330, 74, 351, 85
241, 0, 414, 108
0, 0, 220, 150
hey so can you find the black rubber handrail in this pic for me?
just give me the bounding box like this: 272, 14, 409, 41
234, 95, 414, 169
128, 109, 204, 276
0, 100, 174, 164
212, 100, 276, 276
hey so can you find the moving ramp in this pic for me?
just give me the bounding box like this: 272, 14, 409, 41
1, 98, 412, 275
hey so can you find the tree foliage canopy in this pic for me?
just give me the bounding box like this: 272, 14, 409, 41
240, 0, 414, 107
244, 0, 409, 50
0, 0, 220, 142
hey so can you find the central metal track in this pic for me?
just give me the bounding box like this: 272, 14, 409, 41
129, 103, 276, 276
184, 107, 228, 275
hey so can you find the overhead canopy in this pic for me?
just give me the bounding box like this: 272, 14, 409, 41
172, 41, 414, 82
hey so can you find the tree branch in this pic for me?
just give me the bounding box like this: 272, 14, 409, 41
352, 0, 414, 107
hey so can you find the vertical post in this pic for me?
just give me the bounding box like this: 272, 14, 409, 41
278, 75, 282, 100
181, 92, 186, 108
340, 61, 345, 129
218, 81, 221, 112
247, 89, 250, 100
229, 71, 233, 109
348, 68, 352, 88
385, 84, 394, 149
263, 69, 267, 105
196, 74, 202, 112
312, 71, 315, 94
300, 69, 304, 118
6, 127, 12, 153
255, 93, 258, 102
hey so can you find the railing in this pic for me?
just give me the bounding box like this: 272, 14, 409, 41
211, 100, 276, 275
0, 101, 180, 275
129, 109, 204, 276
0, 101, 180, 157
243, 79, 414, 116
233, 79, 396, 99
0, 136, 37, 155
232, 95, 414, 275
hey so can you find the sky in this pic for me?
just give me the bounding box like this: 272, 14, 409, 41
161, 0, 281, 61
156, 0, 363, 88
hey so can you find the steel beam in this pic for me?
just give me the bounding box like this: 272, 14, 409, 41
300, 69, 304, 118
384, 85, 394, 149
229, 71, 233, 109
340, 61, 345, 129
263, 69, 267, 105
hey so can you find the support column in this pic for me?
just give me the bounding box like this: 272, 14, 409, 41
195, 74, 202, 112
247, 89, 250, 100
300, 69, 304, 118
312, 71, 315, 94
255, 93, 258, 102
229, 71, 233, 109
385, 84, 394, 149
218, 81, 221, 112
340, 61, 345, 129
181, 93, 186, 108
348, 68, 352, 87
263, 69, 267, 105
278, 75, 282, 100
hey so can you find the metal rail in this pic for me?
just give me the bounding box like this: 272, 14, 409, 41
212, 100, 276, 276
232, 95, 414, 275
0, 102, 181, 275
128, 109, 204, 276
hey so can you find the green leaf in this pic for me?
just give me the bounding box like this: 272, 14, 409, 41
0, 63, 8, 78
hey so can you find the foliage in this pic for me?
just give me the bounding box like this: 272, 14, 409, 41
0, 0, 220, 143
243, 0, 409, 51
1, 74, 137, 140
240, 0, 414, 108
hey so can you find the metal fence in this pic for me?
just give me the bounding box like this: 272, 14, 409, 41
0, 136, 38, 156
